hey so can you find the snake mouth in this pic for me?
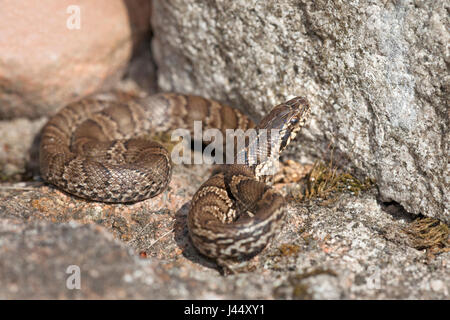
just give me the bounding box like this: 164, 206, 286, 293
279, 129, 291, 151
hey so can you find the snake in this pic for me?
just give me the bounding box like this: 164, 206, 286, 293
39, 91, 311, 269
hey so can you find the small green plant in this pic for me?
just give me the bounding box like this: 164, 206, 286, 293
296, 160, 374, 204
405, 217, 449, 254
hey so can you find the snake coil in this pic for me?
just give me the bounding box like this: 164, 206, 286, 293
40, 92, 311, 268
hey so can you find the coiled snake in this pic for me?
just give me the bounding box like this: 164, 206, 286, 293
40, 92, 310, 269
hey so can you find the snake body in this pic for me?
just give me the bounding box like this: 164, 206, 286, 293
40, 92, 310, 266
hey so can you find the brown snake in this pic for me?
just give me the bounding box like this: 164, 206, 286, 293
40, 91, 311, 268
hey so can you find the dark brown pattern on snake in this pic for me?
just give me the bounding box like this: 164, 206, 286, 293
40, 92, 311, 268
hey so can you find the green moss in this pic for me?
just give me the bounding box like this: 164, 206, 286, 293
405, 217, 449, 254
277, 243, 301, 257
296, 160, 375, 205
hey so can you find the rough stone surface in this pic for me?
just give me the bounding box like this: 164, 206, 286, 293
151, 0, 449, 223
0, 0, 151, 119
0, 169, 448, 299
0, 117, 46, 181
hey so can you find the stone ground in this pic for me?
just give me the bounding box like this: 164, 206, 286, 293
0, 161, 448, 299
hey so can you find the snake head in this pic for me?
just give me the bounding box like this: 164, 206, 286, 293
257, 96, 311, 152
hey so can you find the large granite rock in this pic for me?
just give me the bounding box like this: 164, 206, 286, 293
0, 0, 151, 119
151, 0, 449, 223
0, 177, 448, 299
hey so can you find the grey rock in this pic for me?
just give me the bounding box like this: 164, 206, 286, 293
151, 0, 449, 222
0, 117, 46, 180
0, 183, 448, 299
0, 217, 276, 299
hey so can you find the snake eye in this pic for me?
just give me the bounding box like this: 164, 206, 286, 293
290, 118, 299, 125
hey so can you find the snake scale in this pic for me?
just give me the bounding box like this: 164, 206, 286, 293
40, 91, 311, 269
